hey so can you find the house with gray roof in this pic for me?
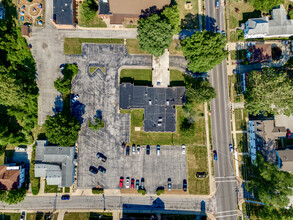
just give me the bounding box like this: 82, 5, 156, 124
243, 7, 293, 39
34, 140, 75, 187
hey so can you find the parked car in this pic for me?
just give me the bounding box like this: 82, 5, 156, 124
233, 69, 238, 74
168, 178, 172, 191
221, 30, 226, 36
287, 129, 291, 139
61, 195, 70, 200
156, 145, 160, 155
229, 144, 234, 153
126, 146, 130, 156
126, 177, 130, 188
132, 144, 136, 154
98, 166, 106, 173
213, 150, 218, 161
28, 44, 32, 49
181, 144, 186, 154
183, 179, 187, 191
119, 177, 124, 188
121, 142, 125, 149
141, 178, 145, 189
196, 172, 207, 178
20, 211, 25, 220
146, 145, 150, 155
137, 145, 140, 154
96, 152, 107, 162
215, 0, 219, 9
131, 178, 134, 189
71, 94, 79, 103
216, 29, 220, 34
136, 179, 139, 190
89, 166, 98, 174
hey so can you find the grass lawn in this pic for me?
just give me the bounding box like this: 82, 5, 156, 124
30, 144, 40, 195
78, 12, 107, 28
44, 181, 62, 193
63, 212, 112, 220
230, 49, 247, 60
26, 212, 58, 220
235, 109, 247, 131
237, 133, 248, 153
169, 39, 184, 56
0, 154, 4, 165
230, 30, 244, 42
89, 67, 97, 74
0, 213, 21, 220
229, 1, 260, 30
120, 69, 152, 86
65, 187, 70, 193
64, 38, 124, 55
123, 105, 206, 146
186, 146, 209, 195
177, 0, 199, 29
170, 69, 185, 86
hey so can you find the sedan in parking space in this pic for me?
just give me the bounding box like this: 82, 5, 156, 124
168, 178, 172, 191
98, 166, 106, 173
131, 178, 134, 189
141, 178, 145, 189
137, 145, 140, 154
136, 179, 139, 190
132, 144, 136, 154
156, 145, 160, 155
126, 177, 130, 188
96, 152, 107, 162
196, 172, 207, 178
229, 144, 234, 153
213, 150, 218, 161
121, 142, 125, 149
89, 166, 98, 174
146, 145, 150, 155
20, 211, 25, 220
126, 146, 130, 156
119, 177, 124, 188
181, 144, 186, 154
183, 179, 187, 191
61, 195, 70, 200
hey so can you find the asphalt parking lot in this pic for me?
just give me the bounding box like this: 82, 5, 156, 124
70, 44, 187, 194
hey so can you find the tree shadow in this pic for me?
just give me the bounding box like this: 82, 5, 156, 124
239, 10, 262, 26
52, 95, 63, 114
181, 13, 199, 29
120, 77, 152, 86
95, 110, 103, 120
71, 99, 86, 124
140, 6, 164, 19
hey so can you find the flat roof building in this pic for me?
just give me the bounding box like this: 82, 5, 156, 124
53, 0, 74, 25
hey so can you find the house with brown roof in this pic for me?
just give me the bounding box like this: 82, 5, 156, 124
99, 0, 170, 27
247, 44, 272, 63
0, 165, 25, 190
21, 25, 30, 37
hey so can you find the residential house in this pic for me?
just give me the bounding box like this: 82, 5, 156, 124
276, 150, 293, 172
21, 25, 30, 37
53, 0, 76, 28
34, 140, 75, 187
243, 7, 293, 39
0, 164, 25, 190
99, 0, 170, 27
247, 44, 272, 63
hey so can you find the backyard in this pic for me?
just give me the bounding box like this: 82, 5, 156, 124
186, 146, 209, 195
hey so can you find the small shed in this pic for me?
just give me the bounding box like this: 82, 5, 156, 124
21, 25, 30, 37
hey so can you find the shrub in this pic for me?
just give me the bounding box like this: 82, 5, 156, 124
156, 189, 164, 196
92, 188, 104, 194
138, 189, 146, 195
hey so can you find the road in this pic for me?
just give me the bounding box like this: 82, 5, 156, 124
0, 195, 214, 214
205, 0, 238, 219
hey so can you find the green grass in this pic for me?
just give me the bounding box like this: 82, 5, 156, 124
44, 181, 62, 193
177, 0, 199, 29
126, 24, 137, 28
186, 146, 209, 195
242, 203, 263, 220
169, 39, 184, 56
124, 105, 206, 146
0, 153, 4, 165
170, 69, 185, 86
64, 38, 124, 55
0, 213, 21, 220
92, 188, 104, 194
65, 187, 70, 193
235, 109, 247, 131
230, 30, 244, 42
30, 144, 40, 195
237, 133, 248, 153
63, 212, 112, 220
89, 67, 97, 74
120, 69, 152, 86
230, 49, 247, 60
26, 212, 58, 220
78, 12, 107, 28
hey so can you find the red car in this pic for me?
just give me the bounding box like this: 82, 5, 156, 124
131, 178, 134, 189
119, 177, 123, 188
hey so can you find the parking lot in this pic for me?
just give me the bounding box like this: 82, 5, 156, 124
71, 44, 187, 194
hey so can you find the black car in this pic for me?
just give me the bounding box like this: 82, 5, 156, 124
183, 179, 187, 191
146, 145, 150, 155
141, 177, 145, 189
98, 166, 106, 173
196, 172, 207, 178
168, 178, 172, 191
126, 146, 130, 156
61, 194, 70, 200
89, 166, 98, 174
96, 152, 107, 162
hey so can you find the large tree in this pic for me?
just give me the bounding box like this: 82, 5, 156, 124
181, 31, 228, 73
137, 14, 173, 57
248, 0, 283, 12
245, 68, 293, 116
161, 5, 181, 34
80, 0, 98, 22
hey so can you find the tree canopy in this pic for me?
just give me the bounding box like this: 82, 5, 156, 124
0, 188, 27, 204
161, 5, 181, 34
54, 64, 78, 95
245, 68, 293, 116
137, 14, 173, 57
247, 0, 283, 12
181, 31, 228, 73
80, 0, 98, 22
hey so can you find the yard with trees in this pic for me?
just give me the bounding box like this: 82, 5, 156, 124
247, 0, 283, 12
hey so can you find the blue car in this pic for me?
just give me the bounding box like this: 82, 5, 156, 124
61, 195, 70, 200
213, 150, 218, 161
89, 166, 98, 174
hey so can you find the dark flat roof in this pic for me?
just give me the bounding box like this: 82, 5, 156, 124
120, 83, 185, 132
53, 0, 73, 25
99, 0, 110, 15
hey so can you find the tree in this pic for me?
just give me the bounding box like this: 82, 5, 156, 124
245, 68, 293, 116
181, 31, 228, 73
80, 0, 98, 22
185, 77, 216, 104
137, 14, 173, 57
54, 64, 78, 95
44, 113, 81, 147
161, 5, 181, 34
54, 77, 71, 94
5, 188, 27, 204
247, 0, 284, 12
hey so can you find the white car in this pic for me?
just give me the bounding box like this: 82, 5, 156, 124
126, 177, 130, 188
137, 145, 140, 154
181, 144, 186, 154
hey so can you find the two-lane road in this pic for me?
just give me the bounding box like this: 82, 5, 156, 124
205, 0, 238, 219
